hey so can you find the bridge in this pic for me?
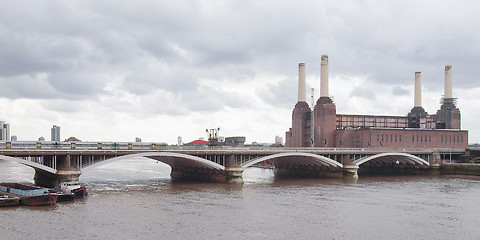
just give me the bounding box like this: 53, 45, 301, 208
0, 141, 455, 187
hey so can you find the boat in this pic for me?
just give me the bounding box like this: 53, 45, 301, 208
0, 194, 20, 207
49, 188, 75, 202
0, 183, 58, 206
60, 182, 88, 198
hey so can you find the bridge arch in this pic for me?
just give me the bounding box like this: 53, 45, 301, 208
82, 152, 225, 171
241, 152, 343, 169
352, 153, 430, 167
0, 155, 57, 174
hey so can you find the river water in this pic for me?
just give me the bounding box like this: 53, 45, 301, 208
1, 158, 479, 240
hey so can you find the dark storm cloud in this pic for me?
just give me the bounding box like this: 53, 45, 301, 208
0, 72, 108, 100
313, 1, 480, 91
0, 27, 81, 77
1, 0, 479, 113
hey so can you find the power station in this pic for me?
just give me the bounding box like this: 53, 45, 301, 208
285, 55, 468, 150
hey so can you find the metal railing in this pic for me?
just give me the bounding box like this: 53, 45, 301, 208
0, 141, 466, 154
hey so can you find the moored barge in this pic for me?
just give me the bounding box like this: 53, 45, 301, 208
0, 194, 20, 207
0, 183, 58, 206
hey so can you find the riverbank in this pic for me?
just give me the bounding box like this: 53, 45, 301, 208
440, 163, 480, 176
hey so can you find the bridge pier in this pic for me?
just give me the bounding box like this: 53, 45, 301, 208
34, 169, 82, 188
168, 155, 244, 183
34, 154, 82, 188
224, 155, 243, 183
224, 167, 244, 183
169, 167, 244, 183
343, 164, 359, 178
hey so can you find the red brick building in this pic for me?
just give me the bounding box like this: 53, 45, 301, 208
286, 57, 468, 151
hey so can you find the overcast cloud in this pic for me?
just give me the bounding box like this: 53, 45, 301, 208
1, 0, 480, 144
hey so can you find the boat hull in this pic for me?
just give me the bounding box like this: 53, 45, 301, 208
56, 193, 75, 202
0, 196, 20, 207
73, 187, 88, 198
20, 194, 58, 206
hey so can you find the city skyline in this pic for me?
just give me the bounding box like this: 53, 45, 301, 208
1, 1, 480, 144
0, 120, 284, 145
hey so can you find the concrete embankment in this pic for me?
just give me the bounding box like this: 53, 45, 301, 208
439, 163, 480, 176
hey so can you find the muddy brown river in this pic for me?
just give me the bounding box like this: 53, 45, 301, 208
1, 159, 479, 239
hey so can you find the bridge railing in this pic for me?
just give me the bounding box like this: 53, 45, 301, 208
167, 146, 441, 153
0, 141, 466, 154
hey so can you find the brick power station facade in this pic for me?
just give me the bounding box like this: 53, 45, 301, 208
285, 56, 468, 150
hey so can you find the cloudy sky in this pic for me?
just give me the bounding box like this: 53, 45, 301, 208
1, 0, 479, 144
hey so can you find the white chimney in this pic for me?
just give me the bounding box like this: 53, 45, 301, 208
414, 72, 422, 107
298, 63, 306, 102
320, 55, 329, 97
444, 65, 453, 99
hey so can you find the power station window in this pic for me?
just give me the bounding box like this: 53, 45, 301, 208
399, 135, 402, 142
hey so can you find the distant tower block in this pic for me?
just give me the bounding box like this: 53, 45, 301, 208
51, 125, 61, 142
298, 63, 306, 102
414, 72, 422, 107
444, 65, 453, 99
320, 55, 329, 98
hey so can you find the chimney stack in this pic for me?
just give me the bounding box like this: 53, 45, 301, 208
298, 63, 306, 102
444, 65, 453, 99
408, 71, 428, 128
320, 55, 329, 98
414, 72, 422, 107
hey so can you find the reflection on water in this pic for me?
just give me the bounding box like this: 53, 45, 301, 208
1, 159, 480, 240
